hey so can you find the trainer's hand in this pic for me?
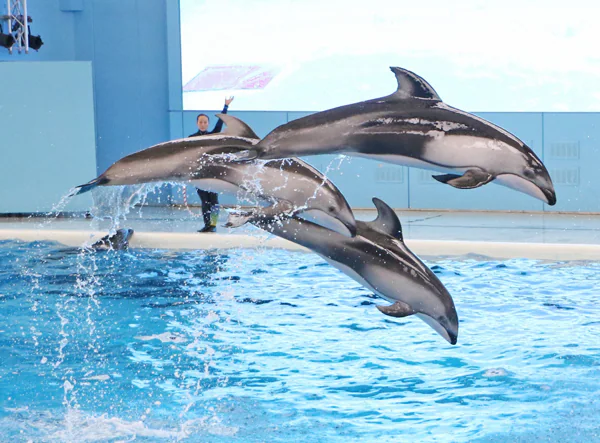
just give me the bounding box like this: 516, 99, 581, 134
225, 96, 234, 106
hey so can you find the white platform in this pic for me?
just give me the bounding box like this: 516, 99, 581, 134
1, 228, 599, 260
1, 206, 600, 260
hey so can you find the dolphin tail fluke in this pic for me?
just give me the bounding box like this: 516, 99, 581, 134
432, 169, 493, 189
70, 176, 110, 196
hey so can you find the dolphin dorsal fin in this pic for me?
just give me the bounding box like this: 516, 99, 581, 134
389, 67, 442, 101
366, 197, 404, 241
217, 114, 259, 139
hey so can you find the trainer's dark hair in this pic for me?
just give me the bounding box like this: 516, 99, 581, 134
196, 113, 209, 122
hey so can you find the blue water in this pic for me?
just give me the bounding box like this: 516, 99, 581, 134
0, 240, 599, 442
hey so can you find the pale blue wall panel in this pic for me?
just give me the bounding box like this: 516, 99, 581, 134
543, 113, 600, 213
0, 62, 96, 213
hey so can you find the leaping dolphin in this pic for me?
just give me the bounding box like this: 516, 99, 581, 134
231, 198, 459, 345
72, 115, 357, 237
235, 67, 556, 205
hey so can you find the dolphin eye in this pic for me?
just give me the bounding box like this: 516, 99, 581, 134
328, 206, 336, 212
524, 167, 535, 179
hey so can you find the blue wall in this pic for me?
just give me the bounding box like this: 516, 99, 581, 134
1, 0, 598, 213
1, 0, 170, 174
0, 62, 96, 213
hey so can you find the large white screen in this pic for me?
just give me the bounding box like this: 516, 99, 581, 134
180, 0, 599, 112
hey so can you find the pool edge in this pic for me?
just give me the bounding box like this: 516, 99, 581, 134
0, 229, 598, 261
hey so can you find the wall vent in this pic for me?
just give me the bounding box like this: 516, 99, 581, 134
550, 168, 580, 186
549, 142, 580, 159
375, 166, 404, 183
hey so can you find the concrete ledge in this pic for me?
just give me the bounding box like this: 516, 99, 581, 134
1, 229, 599, 261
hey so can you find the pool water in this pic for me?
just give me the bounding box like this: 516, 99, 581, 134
0, 240, 599, 442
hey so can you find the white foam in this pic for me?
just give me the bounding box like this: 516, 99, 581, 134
0, 409, 238, 441
82, 374, 110, 382
484, 368, 509, 377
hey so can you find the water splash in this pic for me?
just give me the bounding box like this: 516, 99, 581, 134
30, 190, 77, 229
222, 155, 353, 227
304, 154, 351, 211
88, 183, 167, 232
1, 408, 239, 441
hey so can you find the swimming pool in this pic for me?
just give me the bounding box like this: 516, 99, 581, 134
1, 240, 599, 442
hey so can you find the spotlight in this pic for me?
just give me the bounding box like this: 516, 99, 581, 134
28, 31, 43, 51
18, 26, 43, 51
0, 32, 15, 49
0, 25, 15, 49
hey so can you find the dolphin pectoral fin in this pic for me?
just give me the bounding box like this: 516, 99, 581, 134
229, 149, 259, 162
432, 169, 494, 189
376, 301, 416, 318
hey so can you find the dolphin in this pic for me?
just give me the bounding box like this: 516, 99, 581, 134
44, 228, 135, 261
90, 228, 134, 251
231, 198, 459, 345
234, 67, 556, 205
72, 115, 357, 237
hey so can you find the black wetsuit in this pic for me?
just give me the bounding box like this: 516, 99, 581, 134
188, 104, 229, 231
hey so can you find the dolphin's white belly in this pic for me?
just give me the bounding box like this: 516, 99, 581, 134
422, 135, 524, 172
364, 265, 444, 312
319, 256, 382, 296
352, 135, 525, 175
321, 254, 447, 323
319, 254, 425, 306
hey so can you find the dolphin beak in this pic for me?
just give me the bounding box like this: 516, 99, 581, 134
439, 318, 459, 345
543, 188, 557, 206
533, 159, 557, 206
344, 219, 358, 237
443, 310, 459, 345
329, 205, 358, 237
338, 205, 358, 237
416, 312, 459, 345
447, 328, 458, 346
296, 209, 357, 237
442, 321, 459, 345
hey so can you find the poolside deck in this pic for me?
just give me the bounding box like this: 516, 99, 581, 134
1, 206, 600, 260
